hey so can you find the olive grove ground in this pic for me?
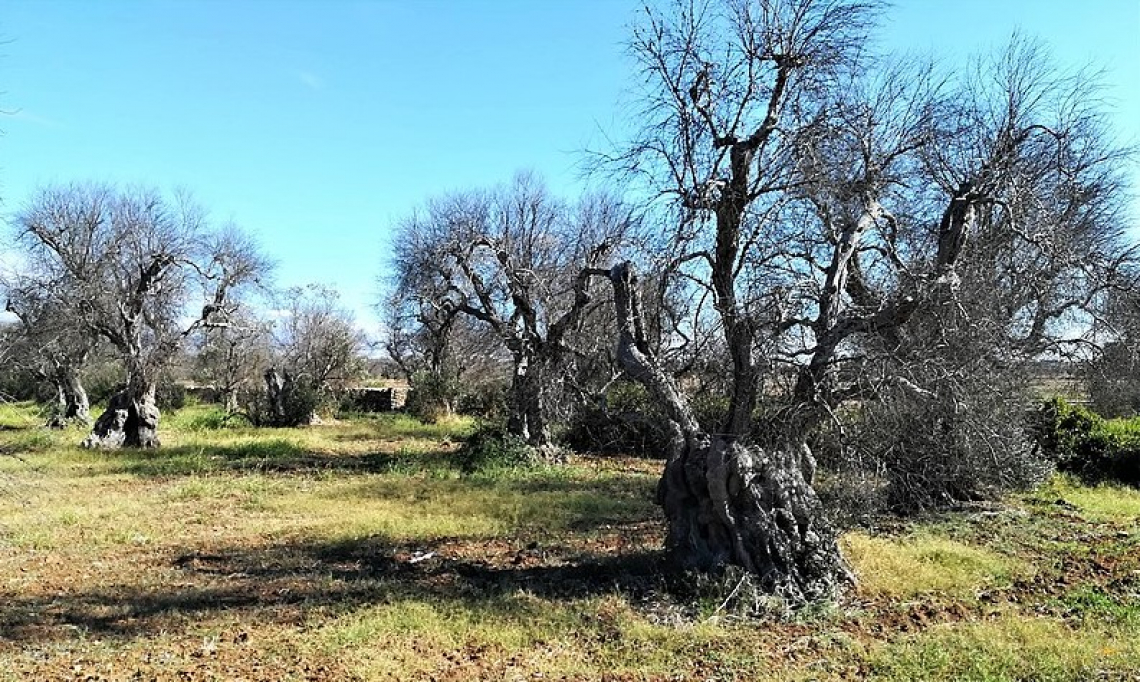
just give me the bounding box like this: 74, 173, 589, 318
1, 402, 1139, 680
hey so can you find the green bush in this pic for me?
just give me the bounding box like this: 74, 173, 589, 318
405, 370, 461, 423
457, 422, 537, 473
156, 381, 187, 412
691, 392, 731, 435
82, 360, 125, 407
276, 381, 321, 426
1030, 397, 1140, 485
242, 377, 322, 427
455, 381, 508, 420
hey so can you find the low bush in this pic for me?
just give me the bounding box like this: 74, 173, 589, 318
562, 382, 671, 457
405, 370, 461, 423
241, 377, 322, 427
456, 421, 538, 473
1030, 397, 1140, 486
455, 381, 508, 421
155, 381, 187, 412
816, 377, 1049, 514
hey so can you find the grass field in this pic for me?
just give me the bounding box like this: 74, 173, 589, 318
2, 402, 1139, 681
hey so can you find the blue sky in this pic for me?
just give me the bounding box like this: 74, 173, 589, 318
2, 0, 1138, 339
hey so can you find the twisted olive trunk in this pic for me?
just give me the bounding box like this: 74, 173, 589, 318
506, 348, 551, 448
656, 432, 846, 601
605, 262, 852, 602
82, 374, 160, 449
47, 364, 91, 428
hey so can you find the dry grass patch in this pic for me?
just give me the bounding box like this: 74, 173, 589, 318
1043, 476, 1140, 523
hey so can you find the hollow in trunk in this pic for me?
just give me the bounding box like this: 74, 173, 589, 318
82, 382, 160, 449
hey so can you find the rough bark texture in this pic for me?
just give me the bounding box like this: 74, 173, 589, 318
47, 366, 91, 428
657, 434, 846, 601
264, 367, 290, 425
82, 384, 160, 449
223, 389, 240, 415
606, 262, 851, 602
506, 350, 550, 447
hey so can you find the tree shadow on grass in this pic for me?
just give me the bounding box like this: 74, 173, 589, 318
0, 533, 672, 645
91, 441, 467, 477
318, 411, 473, 442
93, 442, 663, 503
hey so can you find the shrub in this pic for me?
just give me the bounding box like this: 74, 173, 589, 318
455, 381, 508, 421
241, 377, 322, 427
82, 361, 125, 407
1029, 397, 1140, 485
562, 382, 671, 457
457, 421, 538, 473
155, 381, 187, 412
817, 377, 1049, 514
692, 392, 731, 435
405, 370, 461, 423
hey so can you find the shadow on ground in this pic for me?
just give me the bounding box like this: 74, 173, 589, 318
86, 440, 470, 477
85, 442, 663, 506
0, 533, 670, 644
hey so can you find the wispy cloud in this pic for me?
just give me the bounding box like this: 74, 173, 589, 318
297, 70, 323, 91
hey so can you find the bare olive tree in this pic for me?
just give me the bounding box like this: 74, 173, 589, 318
384, 286, 506, 418
13, 183, 269, 448
595, 0, 1135, 598
194, 309, 273, 414
798, 37, 1137, 508
591, 0, 885, 601
391, 173, 634, 448
256, 284, 366, 426
2, 273, 98, 426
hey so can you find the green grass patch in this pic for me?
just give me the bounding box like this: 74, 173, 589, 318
0, 401, 43, 430
1057, 586, 1140, 627
323, 592, 752, 681
862, 614, 1140, 681
163, 404, 244, 431
843, 531, 1028, 599
1033, 475, 1140, 523
268, 466, 658, 542
339, 411, 475, 441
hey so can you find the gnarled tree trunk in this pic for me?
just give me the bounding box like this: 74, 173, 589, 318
47, 364, 91, 428
82, 378, 160, 449
657, 432, 844, 601
507, 350, 550, 447
264, 367, 291, 425
223, 387, 240, 415
605, 262, 852, 602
